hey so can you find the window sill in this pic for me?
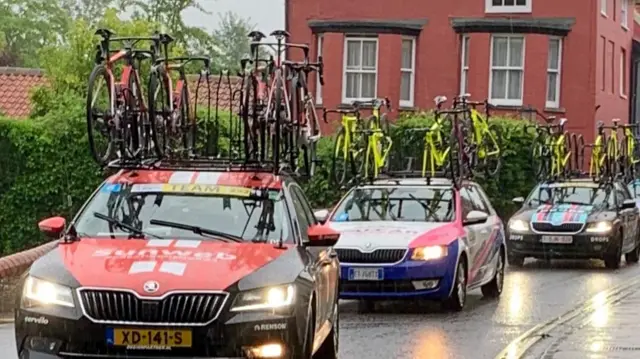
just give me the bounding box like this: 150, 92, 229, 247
544, 107, 566, 114
621, 93, 628, 100
622, 24, 629, 31
398, 106, 416, 112
601, 12, 607, 18
338, 103, 373, 109
489, 100, 523, 107
314, 103, 324, 109
484, 6, 532, 14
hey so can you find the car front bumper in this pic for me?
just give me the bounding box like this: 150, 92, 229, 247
338, 242, 459, 300
506, 231, 620, 259
15, 307, 303, 359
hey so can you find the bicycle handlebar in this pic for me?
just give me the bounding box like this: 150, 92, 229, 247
322, 108, 360, 123
156, 56, 211, 69
351, 98, 392, 112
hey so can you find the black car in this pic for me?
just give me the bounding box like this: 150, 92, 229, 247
506, 178, 640, 269
14, 167, 340, 359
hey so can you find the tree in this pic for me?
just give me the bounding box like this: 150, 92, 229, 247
60, 0, 121, 24
212, 11, 270, 72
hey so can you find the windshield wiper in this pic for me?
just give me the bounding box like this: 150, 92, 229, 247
93, 212, 162, 239
149, 219, 243, 243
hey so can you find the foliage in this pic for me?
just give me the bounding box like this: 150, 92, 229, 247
212, 11, 271, 73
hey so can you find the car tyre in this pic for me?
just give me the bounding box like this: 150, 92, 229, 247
604, 236, 622, 269
507, 254, 525, 267
625, 238, 640, 264
296, 300, 315, 359
443, 259, 467, 312
314, 303, 339, 359
481, 249, 505, 298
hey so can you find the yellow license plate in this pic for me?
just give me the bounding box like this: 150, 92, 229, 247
108, 328, 192, 348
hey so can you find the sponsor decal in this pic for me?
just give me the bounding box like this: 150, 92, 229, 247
92, 240, 237, 263
126, 344, 171, 350
590, 236, 609, 242
24, 316, 49, 325
253, 322, 287, 331
101, 183, 122, 193
346, 227, 420, 234
509, 235, 523, 241
162, 184, 251, 197
531, 204, 593, 225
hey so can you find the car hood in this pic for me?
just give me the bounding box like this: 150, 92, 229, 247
327, 221, 456, 250
55, 238, 290, 296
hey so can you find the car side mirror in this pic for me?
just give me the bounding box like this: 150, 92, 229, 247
307, 224, 340, 246
621, 199, 636, 210
313, 209, 329, 224
38, 216, 66, 238
463, 210, 489, 226
512, 197, 525, 205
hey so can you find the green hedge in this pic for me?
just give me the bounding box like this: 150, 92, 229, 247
0, 107, 537, 255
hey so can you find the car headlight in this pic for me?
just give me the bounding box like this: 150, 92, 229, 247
509, 219, 529, 232
586, 221, 613, 233
230, 284, 295, 312
22, 276, 74, 308
411, 246, 448, 261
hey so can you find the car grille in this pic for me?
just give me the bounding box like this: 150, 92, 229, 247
78, 289, 227, 325
340, 279, 423, 293
532, 222, 584, 233
335, 248, 407, 264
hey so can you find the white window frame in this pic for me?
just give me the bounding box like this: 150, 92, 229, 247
601, 0, 607, 16
342, 37, 378, 103
621, 48, 628, 97
460, 35, 470, 96
546, 37, 562, 109
485, 0, 532, 13
489, 35, 525, 107
621, 0, 629, 29
400, 37, 416, 108
316, 34, 323, 104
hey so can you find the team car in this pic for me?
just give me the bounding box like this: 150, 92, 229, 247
507, 178, 640, 269
15, 167, 341, 359
314, 177, 506, 311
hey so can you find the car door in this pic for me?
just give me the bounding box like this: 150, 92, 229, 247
615, 184, 635, 252
289, 185, 334, 327
469, 184, 501, 284
459, 187, 485, 285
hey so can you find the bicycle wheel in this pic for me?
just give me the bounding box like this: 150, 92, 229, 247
481, 123, 502, 177
606, 137, 619, 179
448, 129, 463, 188
331, 128, 350, 185
530, 135, 546, 180
272, 83, 283, 169
178, 73, 195, 157
597, 136, 610, 182
561, 132, 573, 177
244, 76, 260, 161
300, 99, 319, 177
148, 67, 170, 158
125, 73, 143, 159
619, 139, 632, 182
573, 134, 585, 173
86, 64, 116, 165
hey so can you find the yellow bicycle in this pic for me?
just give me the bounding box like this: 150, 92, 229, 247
589, 120, 620, 181
325, 98, 393, 185
618, 122, 640, 182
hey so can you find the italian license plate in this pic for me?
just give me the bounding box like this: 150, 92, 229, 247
349, 268, 383, 281
541, 235, 573, 244
106, 328, 192, 348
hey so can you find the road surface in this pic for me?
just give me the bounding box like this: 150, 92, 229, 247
4, 259, 640, 358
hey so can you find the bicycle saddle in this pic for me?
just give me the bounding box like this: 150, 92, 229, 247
248, 31, 267, 40
159, 33, 174, 44
270, 30, 291, 38
559, 118, 568, 126
597, 120, 604, 127
434, 95, 447, 105
457, 93, 471, 99
612, 118, 621, 124
95, 28, 115, 38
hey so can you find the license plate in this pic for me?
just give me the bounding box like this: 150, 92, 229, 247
106, 328, 192, 348
541, 235, 573, 244
349, 268, 383, 281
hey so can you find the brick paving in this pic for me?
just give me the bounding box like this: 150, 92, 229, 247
539, 288, 640, 358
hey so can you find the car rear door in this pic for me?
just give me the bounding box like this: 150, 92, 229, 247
463, 185, 496, 286
616, 184, 636, 252
459, 187, 485, 285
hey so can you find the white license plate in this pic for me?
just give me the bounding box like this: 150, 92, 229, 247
348, 268, 383, 281
541, 235, 573, 244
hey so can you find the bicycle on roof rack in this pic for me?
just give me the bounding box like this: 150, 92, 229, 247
586, 119, 640, 183
148, 33, 212, 159
325, 98, 393, 186
87, 28, 159, 165
524, 107, 582, 181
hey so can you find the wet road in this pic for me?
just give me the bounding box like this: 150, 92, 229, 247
3, 259, 640, 359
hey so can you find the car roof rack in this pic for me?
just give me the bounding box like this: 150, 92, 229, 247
105, 156, 288, 175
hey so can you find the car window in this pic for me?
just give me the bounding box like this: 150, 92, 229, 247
330, 186, 455, 222
289, 187, 311, 241
615, 188, 626, 206
466, 185, 488, 212
527, 184, 615, 209
291, 186, 317, 225
73, 182, 293, 242
459, 188, 474, 218
472, 184, 495, 215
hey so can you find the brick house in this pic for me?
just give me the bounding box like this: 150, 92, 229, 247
286, 0, 640, 141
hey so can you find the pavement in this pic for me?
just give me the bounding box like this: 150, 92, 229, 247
3, 259, 640, 358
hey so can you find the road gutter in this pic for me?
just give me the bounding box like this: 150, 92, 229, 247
494, 274, 640, 359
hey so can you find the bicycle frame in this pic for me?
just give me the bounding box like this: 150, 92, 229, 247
551, 132, 571, 176
468, 109, 500, 159
101, 49, 148, 119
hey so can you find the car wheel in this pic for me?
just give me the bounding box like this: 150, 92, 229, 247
481, 249, 505, 298
507, 254, 525, 267
314, 303, 339, 359
443, 259, 467, 312
625, 237, 640, 264
295, 300, 315, 359
357, 299, 375, 313
604, 234, 622, 269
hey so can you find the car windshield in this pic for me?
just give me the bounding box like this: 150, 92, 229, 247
628, 181, 640, 198
527, 183, 614, 208
330, 186, 455, 222
72, 182, 292, 243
